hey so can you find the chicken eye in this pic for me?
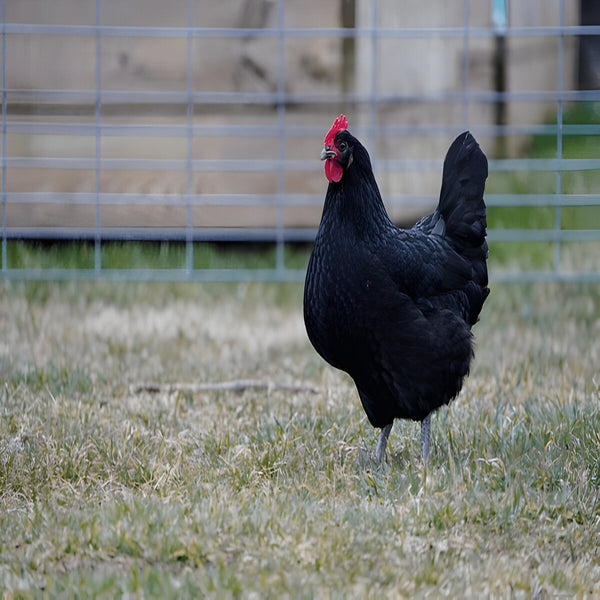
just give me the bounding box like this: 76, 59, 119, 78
338, 141, 348, 152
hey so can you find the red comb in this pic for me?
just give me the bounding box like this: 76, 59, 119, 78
323, 114, 348, 147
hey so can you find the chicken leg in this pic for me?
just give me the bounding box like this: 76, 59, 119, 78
375, 415, 431, 464
375, 423, 392, 463
421, 413, 431, 465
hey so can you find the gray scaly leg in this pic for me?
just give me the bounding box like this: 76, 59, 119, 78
375, 423, 392, 463
421, 413, 431, 465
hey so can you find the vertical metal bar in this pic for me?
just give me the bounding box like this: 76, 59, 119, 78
94, 0, 101, 272
186, 0, 194, 274
555, 0, 565, 273
275, 0, 285, 274
1, 0, 6, 272
462, 0, 470, 129
369, 0, 377, 164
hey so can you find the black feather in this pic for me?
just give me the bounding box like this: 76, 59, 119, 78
304, 129, 489, 429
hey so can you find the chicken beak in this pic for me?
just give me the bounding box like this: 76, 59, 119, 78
320, 148, 337, 161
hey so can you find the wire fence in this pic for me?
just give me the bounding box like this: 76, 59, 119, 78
2, 0, 600, 283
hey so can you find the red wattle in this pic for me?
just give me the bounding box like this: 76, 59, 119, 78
324, 159, 343, 183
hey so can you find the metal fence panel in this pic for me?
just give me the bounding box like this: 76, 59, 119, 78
2, 0, 600, 282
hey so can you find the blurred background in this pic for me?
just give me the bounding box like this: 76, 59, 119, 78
1, 0, 599, 282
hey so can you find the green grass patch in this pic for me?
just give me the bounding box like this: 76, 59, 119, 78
4, 240, 312, 273
1, 279, 600, 596
530, 101, 600, 159
485, 102, 600, 270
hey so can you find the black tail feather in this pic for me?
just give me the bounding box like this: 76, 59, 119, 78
438, 131, 489, 323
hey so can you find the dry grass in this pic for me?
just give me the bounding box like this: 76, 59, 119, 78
1, 279, 600, 597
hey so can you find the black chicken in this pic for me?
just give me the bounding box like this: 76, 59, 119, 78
304, 114, 489, 463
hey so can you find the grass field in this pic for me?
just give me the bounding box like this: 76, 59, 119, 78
1, 276, 599, 598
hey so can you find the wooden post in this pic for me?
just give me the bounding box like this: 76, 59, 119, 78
492, 0, 508, 158
578, 0, 600, 89
340, 0, 356, 101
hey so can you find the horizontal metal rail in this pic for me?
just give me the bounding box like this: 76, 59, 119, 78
5, 192, 600, 209
8, 88, 600, 105
7, 121, 600, 138
3, 266, 600, 286
5, 226, 600, 245
5, 156, 600, 173
5, 23, 600, 39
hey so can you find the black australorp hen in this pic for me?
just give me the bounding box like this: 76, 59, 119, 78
304, 114, 489, 464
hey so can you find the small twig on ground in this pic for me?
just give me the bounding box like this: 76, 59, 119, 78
131, 380, 320, 395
